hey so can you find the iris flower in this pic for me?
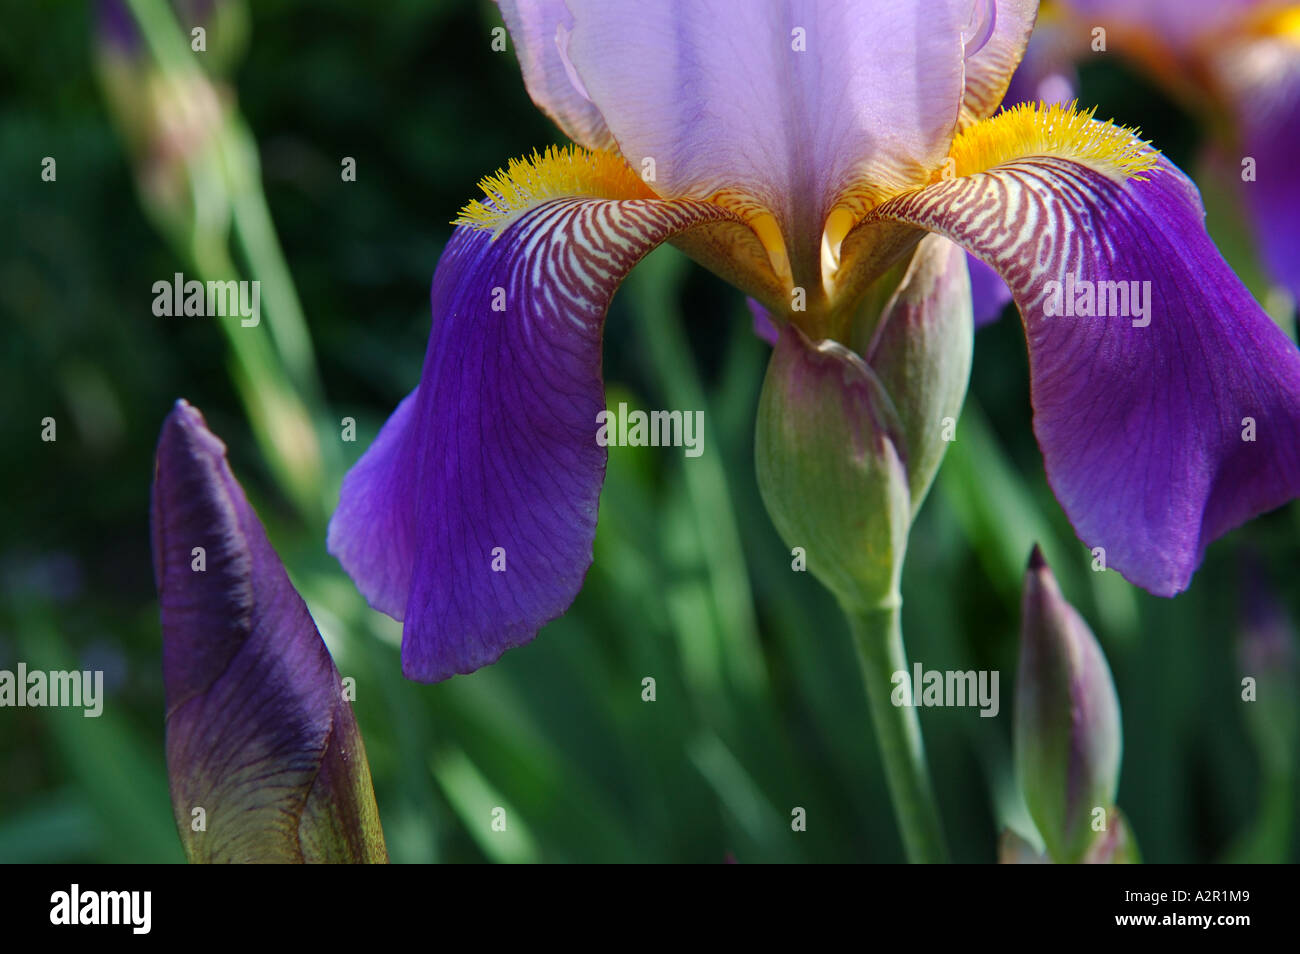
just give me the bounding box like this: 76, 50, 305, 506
329, 0, 1300, 682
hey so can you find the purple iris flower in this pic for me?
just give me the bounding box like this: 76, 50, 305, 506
330, 0, 1300, 682
154, 401, 386, 863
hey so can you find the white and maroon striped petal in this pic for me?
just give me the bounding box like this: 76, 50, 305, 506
866, 137, 1300, 595
329, 196, 730, 682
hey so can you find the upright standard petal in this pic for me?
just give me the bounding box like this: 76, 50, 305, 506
152, 401, 386, 863
495, 0, 616, 151
329, 148, 736, 682
558, 0, 973, 291
859, 103, 1300, 595
958, 0, 1039, 129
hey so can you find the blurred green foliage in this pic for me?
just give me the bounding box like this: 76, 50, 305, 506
1, 1, 1296, 862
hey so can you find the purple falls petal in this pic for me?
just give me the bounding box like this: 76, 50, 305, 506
329, 197, 731, 683
869, 151, 1300, 596
966, 251, 1013, 326
152, 400, 386, 863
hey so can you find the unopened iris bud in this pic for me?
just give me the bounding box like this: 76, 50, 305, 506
999, 808, 1138, 864
1237, 558, 1298, 774
755, 324, 911, 611
1015, 546, 1123, 864
95, 0, 232, 241
862, 235, 973, 514
754, 235, 972, 611
152, 400, 386, 863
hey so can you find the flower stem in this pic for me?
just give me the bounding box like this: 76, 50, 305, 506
849, 602, 949, 863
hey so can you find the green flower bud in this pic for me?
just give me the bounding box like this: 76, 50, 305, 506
754, 235, 972, 611
1015, 546, 1123, 864
864, 235, 973, 514
756, 324, 911, 611
999, 808, 1139, 864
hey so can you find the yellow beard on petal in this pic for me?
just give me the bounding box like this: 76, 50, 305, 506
454, 144, 655, 235
945, 101, 1161, 184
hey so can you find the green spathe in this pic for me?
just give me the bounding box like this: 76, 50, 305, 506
755, 324, 910, 612
864, 235, 972, 515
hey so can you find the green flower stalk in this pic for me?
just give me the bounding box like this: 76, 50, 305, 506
96, 0, 332, 521
755, 235, 973, 862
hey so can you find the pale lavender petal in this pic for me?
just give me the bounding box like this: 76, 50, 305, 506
496, 0, 616, 150
329, 197, 731, 682
869, 152, 1300, 595
560, 0, 973, 286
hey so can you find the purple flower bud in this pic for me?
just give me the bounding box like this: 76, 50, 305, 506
152, 400, 386, 863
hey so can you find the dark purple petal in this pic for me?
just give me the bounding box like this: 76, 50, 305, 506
869, 151, 1300, 595
152, 400, 385, 863
96, 0, 142, 56
966, 251, 1013, 326
747, 298, 780, 346
329, 198, 730, 682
